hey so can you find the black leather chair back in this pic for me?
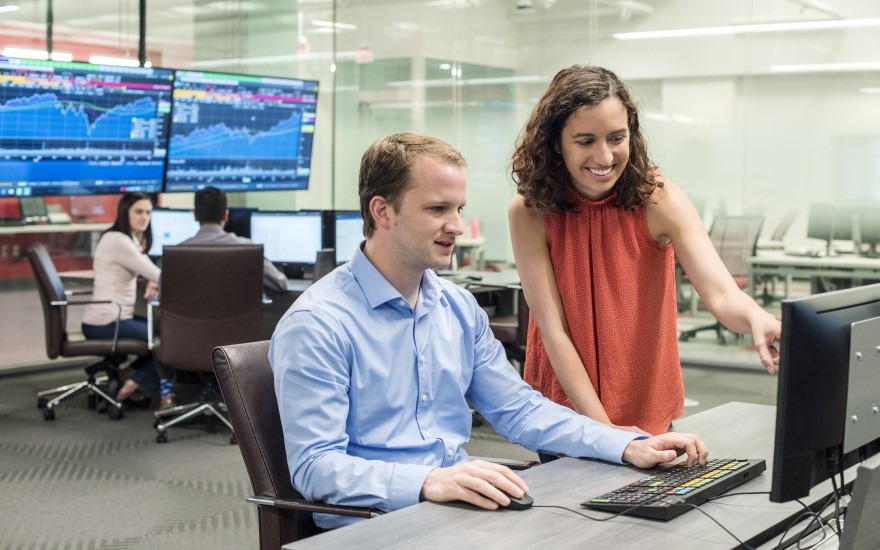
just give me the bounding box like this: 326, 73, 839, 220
156, 245, 264, 373
27, 244, 70, 359
212, 340, 321, 548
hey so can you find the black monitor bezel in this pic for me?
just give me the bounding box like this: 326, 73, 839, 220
771, 283, 880, 502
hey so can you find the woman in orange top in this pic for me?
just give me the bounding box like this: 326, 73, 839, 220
509, 65, 780, 440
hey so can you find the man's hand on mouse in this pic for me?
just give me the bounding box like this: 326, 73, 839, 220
420, 460, 529, 510
622, 432, 709, 469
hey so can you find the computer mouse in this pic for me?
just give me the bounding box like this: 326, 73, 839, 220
500, 491, 534, 510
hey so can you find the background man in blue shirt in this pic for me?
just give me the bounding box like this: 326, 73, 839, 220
270, 133, 708, 529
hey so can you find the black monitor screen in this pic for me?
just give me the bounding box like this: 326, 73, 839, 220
250, 211, 322, 264
806, 202, 834, 242
147, 208, 199, 257
164, 70, 319, 193
226, 206, 256, 239
334, 211, 364, 265
771, 283, 880, 502
0, 56, 173, 197
859, 204, 880, 247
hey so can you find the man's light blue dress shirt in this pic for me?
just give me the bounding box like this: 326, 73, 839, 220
269, 246, 638, 529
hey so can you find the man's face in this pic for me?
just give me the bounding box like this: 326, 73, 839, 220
388, 155, 466, 275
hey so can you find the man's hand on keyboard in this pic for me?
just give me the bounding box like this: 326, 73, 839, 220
622, 432, 708, 469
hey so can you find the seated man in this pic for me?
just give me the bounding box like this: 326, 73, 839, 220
155, 186, 288, 409
270, 133, 708, 529
180, 186, 287, 294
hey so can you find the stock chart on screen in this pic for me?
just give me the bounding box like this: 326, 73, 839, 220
164, 70, 319, 193
0, 56, 173, 196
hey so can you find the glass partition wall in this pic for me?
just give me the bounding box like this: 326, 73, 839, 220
2, 0, 879, 263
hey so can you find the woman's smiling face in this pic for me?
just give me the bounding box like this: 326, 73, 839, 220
559, 97, 630, 200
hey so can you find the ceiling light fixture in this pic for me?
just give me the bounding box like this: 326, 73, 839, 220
0, 5, 20, 13
2, 47, 72, 62
860, 87, 880, 94
88, 55, 141, 67
311, 19, 357, 30
613, 17, 880, 40
769, 61, 880, 74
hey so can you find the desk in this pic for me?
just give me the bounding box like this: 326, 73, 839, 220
285, 402, 847, 550
748, 252, 880, 298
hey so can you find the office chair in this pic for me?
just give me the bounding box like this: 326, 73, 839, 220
152, 245, 264, 443
488, 287, 529, 372
212, 340, 377, 549
679, 215, 764, 345
312, 248, 335, 282
27, 243, 148, 421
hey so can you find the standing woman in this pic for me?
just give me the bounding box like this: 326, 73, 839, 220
82, 192, 161, 402
508, 65, 780, 438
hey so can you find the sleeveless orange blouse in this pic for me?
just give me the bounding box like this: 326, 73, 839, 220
523, 188, 684, 435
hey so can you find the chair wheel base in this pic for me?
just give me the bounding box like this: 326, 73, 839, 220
37, 397, 47, 409
107, 406, 123, 420
156, 431, 168, 443
43, 407, 55, 421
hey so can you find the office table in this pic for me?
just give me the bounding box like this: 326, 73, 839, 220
748, 252, 880, 298
285, 402, 846, 550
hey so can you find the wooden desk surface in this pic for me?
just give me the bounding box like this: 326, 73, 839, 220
285, 402, 844, 550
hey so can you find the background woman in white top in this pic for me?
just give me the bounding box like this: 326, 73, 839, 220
82, 192, 161, 402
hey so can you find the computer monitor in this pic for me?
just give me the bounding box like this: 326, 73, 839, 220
771, 283, 880, 503
0, 56, 173, 196
858, 204, 880, 255
806, 203, 832, 241
147, 208, 200, 257
163, 70, 319, 193
332, 211, 364, 265
250, 211, 323, 277
226, 207, 256, 239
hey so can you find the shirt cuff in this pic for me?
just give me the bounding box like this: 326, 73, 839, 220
389, 463, 437, 510
589, 427, 643, 465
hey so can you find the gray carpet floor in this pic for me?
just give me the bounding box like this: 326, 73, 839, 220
0, 365, 258, 550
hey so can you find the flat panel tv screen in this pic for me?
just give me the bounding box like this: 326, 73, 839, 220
164, 70, 319, 193
0, 56, 173, 196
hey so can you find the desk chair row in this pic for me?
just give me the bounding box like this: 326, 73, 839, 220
27, 243, 264, 444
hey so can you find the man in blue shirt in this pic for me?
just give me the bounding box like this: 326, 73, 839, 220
270, 133, 708, 529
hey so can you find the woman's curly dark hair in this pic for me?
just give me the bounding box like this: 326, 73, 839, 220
511, 65, 660, 212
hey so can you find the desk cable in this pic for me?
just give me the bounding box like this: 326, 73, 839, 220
532, 488, 848, 550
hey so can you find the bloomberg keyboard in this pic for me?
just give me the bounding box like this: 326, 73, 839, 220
582, 458, 766, 521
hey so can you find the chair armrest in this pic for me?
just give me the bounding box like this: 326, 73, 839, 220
64, 288, 94, 296
468, 456, 538, 471
246, 496, 378, 519
50, 299, 113, 307
147, 299, 160, 350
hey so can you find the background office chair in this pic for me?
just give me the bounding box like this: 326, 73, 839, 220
679, 215, 764, 344
212, 340, 376, 549
152, 245, 264, 443
488, 287, 529, 373
27, 243, 148, 421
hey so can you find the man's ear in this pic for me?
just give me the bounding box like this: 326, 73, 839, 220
369, 196, 392, 230
223, 209, 230, 223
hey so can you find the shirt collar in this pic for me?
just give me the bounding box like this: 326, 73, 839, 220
349, 243, 444, 311
197, 224, 225, 236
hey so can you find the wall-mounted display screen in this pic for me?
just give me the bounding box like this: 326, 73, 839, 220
0, 56, 173, 197
164, 70, 319, 193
